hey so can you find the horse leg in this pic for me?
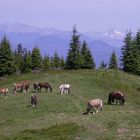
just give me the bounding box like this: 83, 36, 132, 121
92, 107, 96, 114
119, 99, 122, 105
40, 87, 42, 93
4, 92, 7, 99
116, 99, 118, 105
14, 88, 16, 93
96, 106, 99, 114
68, 88, 70, 93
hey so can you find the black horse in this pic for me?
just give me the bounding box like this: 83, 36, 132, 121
31, 95, 37, 107
108, 91, 125, 105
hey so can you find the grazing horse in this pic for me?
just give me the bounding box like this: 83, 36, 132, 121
59, 84, 70, 94
37, 82, 52, 92
31, 95, 37, 107
13, 80, 30, 93
0, 88, 9, 98
108, 91, 125, 105
86, 98, 103, 114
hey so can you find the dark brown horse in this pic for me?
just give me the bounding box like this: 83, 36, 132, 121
13, 80, 30, 93
0, 88, 9, 98
108, 91, 125, 105
34, 82, 52, 92
31, 94, 37, 107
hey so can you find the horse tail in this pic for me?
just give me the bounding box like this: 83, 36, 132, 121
108, 93, 111, 104
100, 100, 103, 111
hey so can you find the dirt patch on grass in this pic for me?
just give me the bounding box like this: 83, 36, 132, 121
117, 128, 129, 134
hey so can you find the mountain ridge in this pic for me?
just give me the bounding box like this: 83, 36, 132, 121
0, 23, 124, 66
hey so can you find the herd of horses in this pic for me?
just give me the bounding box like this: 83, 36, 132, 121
0, 80, 126, 114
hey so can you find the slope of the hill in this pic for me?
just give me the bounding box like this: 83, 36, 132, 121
0, 70, 139, 140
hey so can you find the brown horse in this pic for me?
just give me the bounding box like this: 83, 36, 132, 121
35, 82, 52, 92
108, 91, 125, 105
86, 98, 103, 114
13, 80, 30, 93
0, 88, 9, 98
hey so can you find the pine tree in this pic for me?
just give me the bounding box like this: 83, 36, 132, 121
0, 36, 14, 76
31, 46, 42, 70
43, 55, 51, 70
133, 31, 140, 75
24, 50, 32, 72
60, 56, 65, 69
81, 41, 95, 69
121, 32, 137, 73
14, 44, 25, 74
108, 51, 118, 69
51, 51, 60, 69
66, 25, 81, 69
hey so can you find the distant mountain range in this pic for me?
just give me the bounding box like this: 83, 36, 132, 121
0, 23, 128, 67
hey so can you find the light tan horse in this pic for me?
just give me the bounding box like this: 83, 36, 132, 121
87, 98, 103, 114
0, 88, 9, 98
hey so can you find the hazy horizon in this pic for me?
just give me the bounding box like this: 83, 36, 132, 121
0, 0, 139, 32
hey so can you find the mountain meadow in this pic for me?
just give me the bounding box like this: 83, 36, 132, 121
0, 69, 140, 140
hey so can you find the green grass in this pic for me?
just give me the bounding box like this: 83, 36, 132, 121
0, 70, 140, 140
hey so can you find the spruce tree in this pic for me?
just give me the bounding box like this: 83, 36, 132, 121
43, 55, 51, 70
14, 44, 25, 74
60, 56, 65, 69
121, 32, 137, 73
66, 25, 81, 69
133, 31, 140, 75
31, 46, 42, 70
108, 51, 118, 69
81, 41, 95, 69
24, 50, 32, 72
0, 36, 14, 76
51, 51, 60, 69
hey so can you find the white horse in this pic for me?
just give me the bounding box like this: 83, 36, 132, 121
59, 84, 70, 94
87, 98, 103, 114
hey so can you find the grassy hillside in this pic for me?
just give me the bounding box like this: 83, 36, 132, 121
0, 70, 140, 140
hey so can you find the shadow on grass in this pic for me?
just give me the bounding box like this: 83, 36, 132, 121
1, 123, 83, 140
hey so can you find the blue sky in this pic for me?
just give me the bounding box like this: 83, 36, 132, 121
0, 0, 139, 32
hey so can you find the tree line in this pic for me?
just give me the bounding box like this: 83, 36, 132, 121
0, 26, 140, 77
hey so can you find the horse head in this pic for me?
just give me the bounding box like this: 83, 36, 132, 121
48, 84, 52, 92
121, 96, 126, 105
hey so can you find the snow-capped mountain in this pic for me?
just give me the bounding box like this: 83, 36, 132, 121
0, 23, 124, 66
86, 29, 125, 40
